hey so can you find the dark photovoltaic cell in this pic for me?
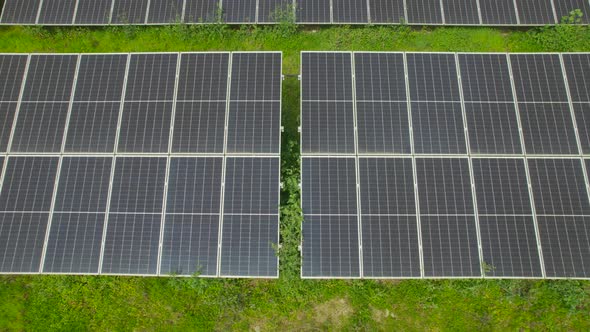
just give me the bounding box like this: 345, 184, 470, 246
407, 53, 460, 101
0, 0, 41, 24
64, 102, 121, 153
109, 157, 167, 213
302, 215, 360, 277
147, 0, 184, 23
332, 0, 368, 23
302, 52, 352, 100
411, 102, 467, 154
117, 101, 173, 153
161, 214, 219, 276
471, 158, 532, 215
442, 0, 480, 24
22, 55, 78, 102
554, 0, 590, 24
528, 159, 590, 215
0, 103, 17, 152
354, 52, 406, 101
302, 157, 357, 215
220, 215, 278, 276
223, 157, 280, 214
172, 102, 226, 153
479, 0, 518, 24
101, 213, 161, 274
297, 0, 331, 23
74, 54, 128, 102
0, 54, 27, 101
37, 0, 76, 24
464, 103, 522, 154
230, 52, 281, 101
177, 53, 229, 101
510, 54, 568, 102
518, 103, 578, 155
538, 216, 590, 278
369, 0, 405, 23
0, 212, 49, 272
406, 0, 443, 24
43, 213, 104, 273
573, 103, 590, 154
301, 101, 355, 154
54, 157, 112, 212
227, 101, 281, 153
125, 54, 178, 101
259, 0, 293, 23
478, 216, 542, 277
74, 0, 114, 24
416, 158, 474, 215
356, 102, 411, 154
111, 0, 149, 24
421, 215, 481, 277
359, 158, 415, 215
166, 157, 223, 214
223, 0, 257, 23
184, 0, 219, 22
516, 0, 556, 25
10, 102, 70, 153
361, 216, 420, 277
458, 54, 513, 102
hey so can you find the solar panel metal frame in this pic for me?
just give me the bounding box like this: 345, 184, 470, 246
0, 52, 281, 278
300, 51, 590, 280
2, 0, 587, 26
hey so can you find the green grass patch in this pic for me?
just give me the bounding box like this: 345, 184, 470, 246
1, 22, 590, 330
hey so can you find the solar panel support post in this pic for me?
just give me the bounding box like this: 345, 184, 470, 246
145, 0, 152, 24
216, 52, 233, 277
366, 0, 371, 24
475, 0, 483, 24
454, 53, 485, 278
559, 53, 590, 214
439, 0, 446, 25
402, 0, 409, 24
255, 0, 259, 24
403, 52, 425, 278
549, 0, 558, 24
0, 0, 7, 23
156, 53, 182, 276
512, 0, 521, 25
38, 54, 82, 273
108, 0, 116, 24
97, 53, 131, 274
505, 53, 546, 278
350, 52, 364, 278
330, 0, 334, 24
72, 0, 81, 24
181, 0, 187, 23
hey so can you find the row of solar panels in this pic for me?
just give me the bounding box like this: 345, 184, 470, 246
2, 0, 590, 25
0, 52, 281, 277
300, 52, 590, 279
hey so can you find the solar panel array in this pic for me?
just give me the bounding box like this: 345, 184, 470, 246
300, 51, 590, 279
0, 52, 282, 277
2, 0, 590, 25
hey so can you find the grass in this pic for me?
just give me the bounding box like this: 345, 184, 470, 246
1, 21, 590, 330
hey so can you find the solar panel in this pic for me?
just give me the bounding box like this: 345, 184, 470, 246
147, 0, 184, 23
554, 0, 590, 24
0, 52, 281, 277
0, 157, 58, 272
223, 0, 257, 23
297, 0, 331, 23
562, 53, 590, 154
0, 0, 41, 24
528, 159, 590, 277
74, 0, 113, 24
518, 103, 578, 155
332, 0, 368, 23
37, 0, 76, 24
184, 0, 219, 23
406, 0, 443, 24
510, 54, 569, 103
111, 0, 149, 24
411, 102, 467, 154
302, 157, 357, 215
369, 0, 405, 23
479, 0, 518, 24
442, 0, 480, 25
515, 0, 556, 25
